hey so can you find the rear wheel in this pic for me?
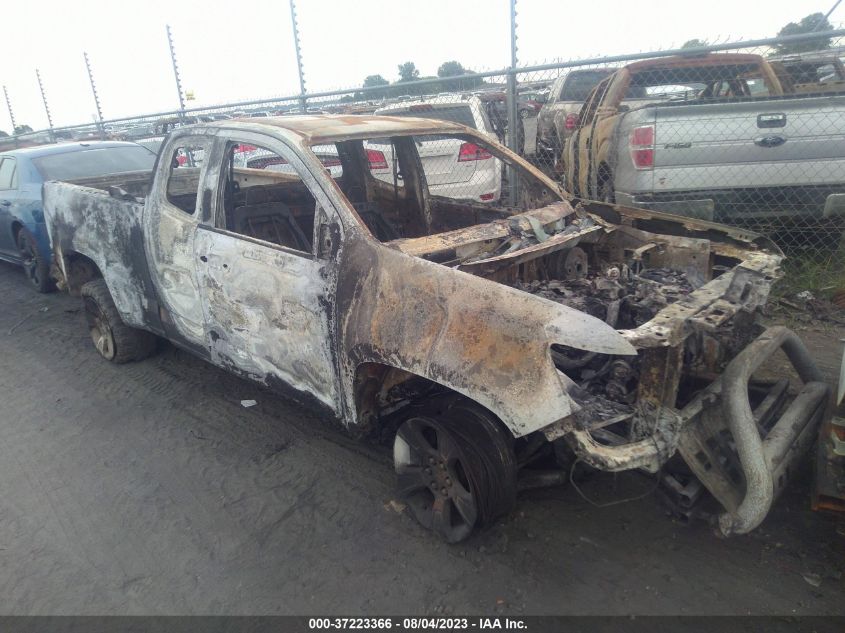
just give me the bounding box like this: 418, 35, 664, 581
16, 228, 53, 293
81, 279, 157, 363
393, 398, 517, 543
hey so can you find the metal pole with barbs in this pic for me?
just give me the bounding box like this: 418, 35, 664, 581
84, 52, 105, 136
166, 24, 186, 121
289, 0, 308, 113
3, 85, 16, 134
35, 69, 55, 141
506, 0, 520, 206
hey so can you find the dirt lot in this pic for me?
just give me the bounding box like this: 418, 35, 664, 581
0, 259, 843, 616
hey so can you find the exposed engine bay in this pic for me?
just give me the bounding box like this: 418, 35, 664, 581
387, 199, 828, 535
516, 261, 694, 405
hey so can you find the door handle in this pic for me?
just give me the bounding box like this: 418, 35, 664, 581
199, 255, 208, 262
754, 135, 787, 148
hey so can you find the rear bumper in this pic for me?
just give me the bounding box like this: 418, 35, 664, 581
556, 326, 830, 535
616, 187, 845, 221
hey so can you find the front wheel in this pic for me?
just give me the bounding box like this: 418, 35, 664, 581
81, 279, 157, 363
393, 398, 517, 543
16, 228, 53, 293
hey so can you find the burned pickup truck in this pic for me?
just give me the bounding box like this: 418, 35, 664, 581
43, 116, 829, 542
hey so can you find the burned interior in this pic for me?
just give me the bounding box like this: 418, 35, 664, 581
42, 116, 830, 543
288, 125, 826, 538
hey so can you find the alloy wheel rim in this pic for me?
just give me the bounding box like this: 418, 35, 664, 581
91, 319, 115, 359
394, 417, 478, 542
18, 236, 40, 286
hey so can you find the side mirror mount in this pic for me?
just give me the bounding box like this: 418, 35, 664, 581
315, 207, 341, 259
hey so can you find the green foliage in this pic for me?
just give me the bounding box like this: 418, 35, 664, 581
0, 130, 8, 137
397, 62, 420, 82
681, 39, 708, 49
362, 74, 390, 99
773, 250, 845, 299
14, 124, 32, 134
437, 60, 484, 92
363, 74, 389, 88
437, 61, 466, 77
775, 13, 834, 55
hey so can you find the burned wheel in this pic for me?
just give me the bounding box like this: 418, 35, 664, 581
393, 399, 517, 543
16, 228, 52, 293
81, 279, 157, 364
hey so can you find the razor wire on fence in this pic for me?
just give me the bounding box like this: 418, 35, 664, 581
3, 29, 845, 288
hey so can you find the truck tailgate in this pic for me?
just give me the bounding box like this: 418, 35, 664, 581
650, 95, 845, 191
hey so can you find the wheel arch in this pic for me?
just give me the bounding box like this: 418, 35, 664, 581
350, 361, 508, 438
59, 249, 103, 296
10, 220, 22, 242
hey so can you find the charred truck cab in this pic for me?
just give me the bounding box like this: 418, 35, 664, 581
43, 116, 829, 542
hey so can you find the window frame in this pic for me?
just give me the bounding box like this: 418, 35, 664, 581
209, 131, 345, 260
163, 138, 213, 217
0, 157, 18, 191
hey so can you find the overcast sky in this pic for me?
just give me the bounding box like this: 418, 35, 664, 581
0, 0, 841, 131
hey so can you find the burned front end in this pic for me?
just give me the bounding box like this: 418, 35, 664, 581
391, 199, 830, 535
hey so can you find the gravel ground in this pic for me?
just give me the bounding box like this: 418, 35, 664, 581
0, 259, 843, 615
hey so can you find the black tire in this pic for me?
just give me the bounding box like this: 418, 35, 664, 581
16, 227, 53, 293
81, 279, 157, 363
393, 397, 517, 543
535, 129, 560, 172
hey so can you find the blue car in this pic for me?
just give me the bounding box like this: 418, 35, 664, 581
0, 141, 157, 292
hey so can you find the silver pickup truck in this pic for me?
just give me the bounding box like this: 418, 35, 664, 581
565, 53, 845, 222
43, 116, 829, 542
535, 69, 614, 162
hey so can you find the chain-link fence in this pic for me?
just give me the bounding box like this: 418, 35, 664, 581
517, 31, 845, 291
3, 29, 845, 289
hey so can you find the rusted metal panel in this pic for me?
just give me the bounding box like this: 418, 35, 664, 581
336, 234, 636, 437
194, 227, 339, 411
42, 116, 826, 536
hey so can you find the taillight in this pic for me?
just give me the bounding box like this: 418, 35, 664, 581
234, 144, 256, 154
176, 153, 188, 166
564, 113, 577, 131
629, 124, 654, 170
366, 148, 388, 170
457, 142, 492, 162
320, 157, 342, 167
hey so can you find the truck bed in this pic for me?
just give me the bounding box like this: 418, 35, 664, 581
65, 169, 154, 200
42, 180, 160, 330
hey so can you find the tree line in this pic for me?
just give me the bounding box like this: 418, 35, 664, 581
346, 60, 487, 102
682, 11, 837, 54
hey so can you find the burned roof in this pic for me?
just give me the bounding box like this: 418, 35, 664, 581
623, 53, 766, 73
210, 114, 470, 144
